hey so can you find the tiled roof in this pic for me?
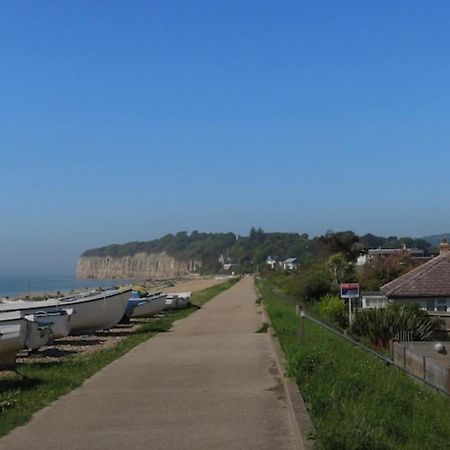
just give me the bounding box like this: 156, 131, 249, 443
381, 253, 450, 298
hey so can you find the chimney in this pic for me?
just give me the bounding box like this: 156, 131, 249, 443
440, 239, 450, 255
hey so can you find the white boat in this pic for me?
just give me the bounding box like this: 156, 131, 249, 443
25, 319, 52, 351
0, 312, 27, 368
175, 292, 191, 309
59, 289, 131, 335
163, 295, 176, 310
25, 309, 74, 339
128, 294, 166, 318
164, 292, 191, 310
0, 288, 132, 336
0, 311, 52, 366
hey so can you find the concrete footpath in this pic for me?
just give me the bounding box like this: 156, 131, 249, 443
0, 277, 296, 450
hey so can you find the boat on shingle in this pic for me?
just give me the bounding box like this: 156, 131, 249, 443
0, 311, 27, 368
164, 292, 191, 310
0, 288, 131, 336
0, 311, 53, 368
24, 308, 74, 339
126, 291, 166, 318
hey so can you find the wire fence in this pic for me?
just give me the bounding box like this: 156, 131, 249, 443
261, 280, 450, 397
299, 309, 450, 397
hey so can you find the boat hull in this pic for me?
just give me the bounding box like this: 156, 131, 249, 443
0, 324, 27, 368
25, 309, 73, 339
164, 292, 191, 310
63, 290, 130, 335
176, 297, 190, 309
129, 296, 166, 318
0, 289, 131, 336
0, 313, 27, 368
25, 321, 51, 351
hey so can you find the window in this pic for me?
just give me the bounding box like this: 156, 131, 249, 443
426, 299, 435, 311
436, 299, 448, 312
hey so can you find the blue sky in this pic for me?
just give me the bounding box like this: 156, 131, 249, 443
1, 1, 450, 274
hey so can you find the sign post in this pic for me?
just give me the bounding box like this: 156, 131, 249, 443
340, 283, 360, 325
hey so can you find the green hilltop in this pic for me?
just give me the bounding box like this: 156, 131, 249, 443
82, 229, 435, 273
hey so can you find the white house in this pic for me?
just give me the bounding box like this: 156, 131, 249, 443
282, 258, 298, 271
266, 255, 280, 270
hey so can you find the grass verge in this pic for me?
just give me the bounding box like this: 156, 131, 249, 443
257, 279, 450, 450
0, 277, 238, 437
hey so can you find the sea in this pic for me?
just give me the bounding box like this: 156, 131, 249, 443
0, 275, 134, 298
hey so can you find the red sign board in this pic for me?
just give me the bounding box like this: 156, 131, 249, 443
340, 283, 360, 299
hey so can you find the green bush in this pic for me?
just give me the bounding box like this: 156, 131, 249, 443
280, 265, 333, 303
316, 295, 348, 329
351, 303, 434, 348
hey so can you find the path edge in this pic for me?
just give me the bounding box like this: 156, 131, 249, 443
261, 304, 315, 450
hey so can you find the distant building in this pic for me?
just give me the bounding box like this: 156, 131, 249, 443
356, 246, 425, 266
282, 257, 299, 271
266, 255, 280, 270
265, 256, 299, 271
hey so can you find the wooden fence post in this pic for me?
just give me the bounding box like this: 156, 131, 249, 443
299, 310, 305, 345
295, 304, 305, 345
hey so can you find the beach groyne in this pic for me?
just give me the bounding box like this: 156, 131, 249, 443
76, 252, 201, 279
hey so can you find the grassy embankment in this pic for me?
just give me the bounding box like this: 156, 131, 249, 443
257, 279, 450, 450
0, 277, 238, 437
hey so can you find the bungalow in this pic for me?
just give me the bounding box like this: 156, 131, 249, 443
381, 240, 450, 331
266, 255, 280, 270
282, 257, 299, 271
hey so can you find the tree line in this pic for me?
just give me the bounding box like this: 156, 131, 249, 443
82, 228, 436, 278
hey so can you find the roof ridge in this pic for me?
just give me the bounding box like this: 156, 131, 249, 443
382, 254, 447, 295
